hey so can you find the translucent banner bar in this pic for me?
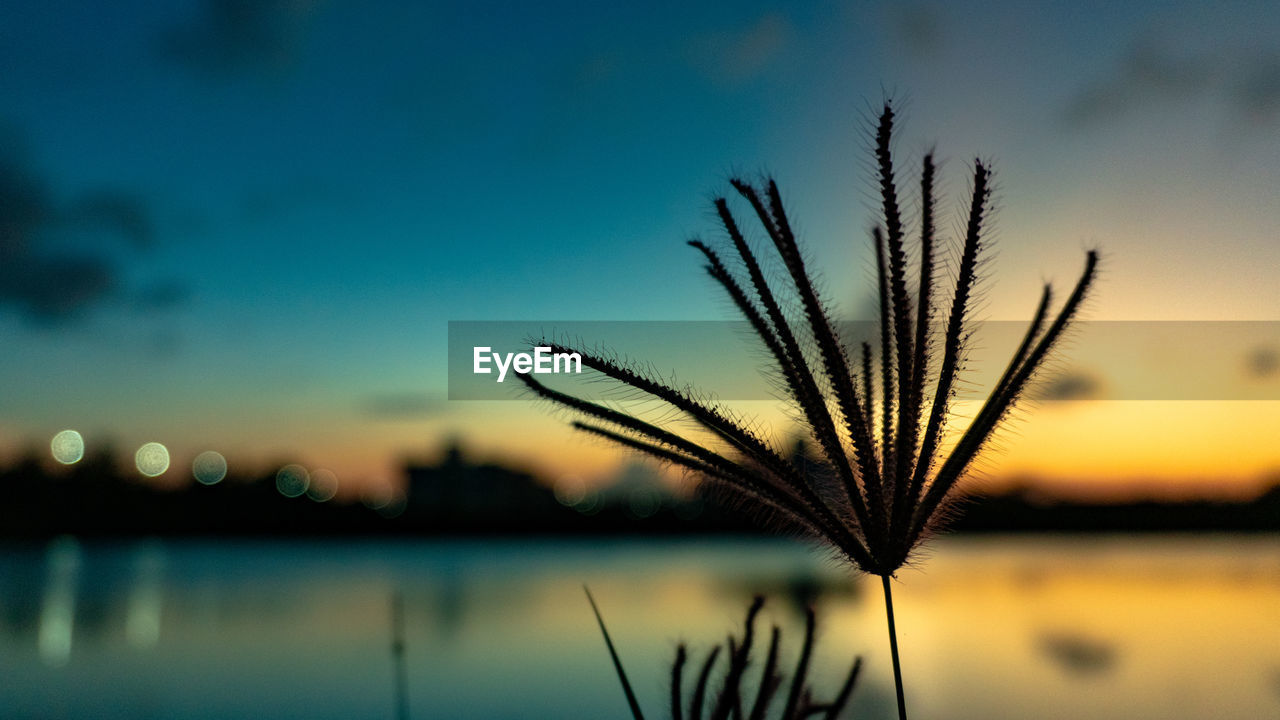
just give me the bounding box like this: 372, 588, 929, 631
447, 321, 1280, 401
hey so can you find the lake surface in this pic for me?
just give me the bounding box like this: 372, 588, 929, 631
1, 535, 1278, 719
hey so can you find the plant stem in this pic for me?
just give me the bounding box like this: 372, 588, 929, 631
881, 574, 907, 720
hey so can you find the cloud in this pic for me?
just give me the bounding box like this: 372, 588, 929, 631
361, 393, 446, 420
0, 147, 51, 259
886, 3, 945, 59
0, 128, 184, 326
687, 12, 793, 85
1065, 41, 1280, 130
1064, 45, 1211, 128
132, 281, 191, 312
1246, 345, 1279, 379
0, 255, 114, 324
1034, 371, 1104, 401
1038, 631, 1118, 676
65, 190, 155, 250
1230, 54, 1280, 124
158, 0, 324, 78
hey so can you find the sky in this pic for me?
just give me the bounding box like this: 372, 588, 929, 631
2, 1, 1279, 501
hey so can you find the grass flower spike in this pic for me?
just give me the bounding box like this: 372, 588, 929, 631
522, 101, 1098, 719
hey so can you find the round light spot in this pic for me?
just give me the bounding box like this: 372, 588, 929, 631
627, 487, 661, 519
50, 430, 85, 465
360, 485, 393, 510
306, 468, 338, 502
554, 476, 587, 507
192, 451, 228, 485
135, 443, 170, 477
276, 464, 309, 498
377, 493, 407, 519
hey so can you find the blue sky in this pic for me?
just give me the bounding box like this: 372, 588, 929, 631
3, 1, 1279, 495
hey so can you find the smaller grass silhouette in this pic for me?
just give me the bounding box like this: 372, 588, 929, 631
522, 100, 1098, 719
586, 588, 862, 720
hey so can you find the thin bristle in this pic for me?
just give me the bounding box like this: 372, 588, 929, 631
781, 606, 816, 720
912, 250, 1098, 542
874, 226, 896, 514
860, 341, 876, 459
690, 645, 723, 720
874, 106, 921, 532
584, 587, 646, 720
891, 153, 937, 541
747, 626, 782, 720
719, 189, 877, 545
823, 657, 863, 720
762, 179, 886, 530
909, 160, 991, 515
570, 421, 830, 541
710, 596, 763, 720
673, 644, 688, 720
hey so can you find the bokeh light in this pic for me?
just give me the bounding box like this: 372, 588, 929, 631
378, 493, 406, 519
135, 443, 170, 477
306, 468, 338, 502
360, 485, 394, 510
192, 451, 228, 485
50, 430, 84, 465
627, 487, 661, 519
553, 476, 587, 506
276, 464, 310, 498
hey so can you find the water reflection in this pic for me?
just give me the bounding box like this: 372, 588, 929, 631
124, 542, 164, 649
0, 536, 1275, 719
37, 536, 79, 666
1037, 631, 1118, 676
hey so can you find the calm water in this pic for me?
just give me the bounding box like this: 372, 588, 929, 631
1, 535, 1278, 719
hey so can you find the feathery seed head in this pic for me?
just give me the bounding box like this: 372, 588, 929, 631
527, 101, 1098, 576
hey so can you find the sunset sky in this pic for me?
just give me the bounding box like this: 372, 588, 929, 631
2, 1, 1278, 501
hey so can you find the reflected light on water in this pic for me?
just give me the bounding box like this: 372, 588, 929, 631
135, 442, 170, 477
192, 450, 228, 485
50, 429, 84, 465
0, 537, 1277, 719
276, 464, 310, 498
306, 468, 338, 502
125, 543, 165, 649
37, 536, 80, 667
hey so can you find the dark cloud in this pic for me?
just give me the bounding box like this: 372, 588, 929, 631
158, 0, 324, 78
1065, 42, 1280, 130
0, 254, 114, 324
65, 190, 155, 250
1246, 345, 1278, 379
687, 12, 793, 85
361, 393, 446, 420
0, 132, 52, 260
133, 281, 191, 312
1231, 55, 1280, 124
887, 3, 945, 59
1035, 371, 1103, 401
1038, 631, 1118, 676
0, 128, 184, 326
240, 177, 339, 224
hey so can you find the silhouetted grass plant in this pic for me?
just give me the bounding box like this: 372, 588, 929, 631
586, 588, 862, 720
523, 101, 1098, 719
